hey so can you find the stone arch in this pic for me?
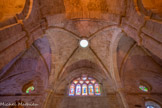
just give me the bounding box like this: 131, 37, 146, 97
145, 99, 162, 108
0, 0, 26, 22
44, 59, 123, 108
117, 34, 162, 107
0, 0, 34, 28
51, 59, 112, 94
17, 0, 34, 20
141, 0, 162, 16
133, 0, 162, 22
0, 37, 51, 107
109, 31, 132, 108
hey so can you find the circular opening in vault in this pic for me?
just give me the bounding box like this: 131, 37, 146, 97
80, 39, 88, 48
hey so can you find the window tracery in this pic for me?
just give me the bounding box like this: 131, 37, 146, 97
139, 81, 151, 92
22, 81, 35, 94
69, 76, 101, 96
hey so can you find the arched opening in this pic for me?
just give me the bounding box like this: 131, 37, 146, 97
44, 59, 124, 108
145, 100, 161, 108
69, 75, 101, 96
22, 81, 35, 94
138, 80, 151, 92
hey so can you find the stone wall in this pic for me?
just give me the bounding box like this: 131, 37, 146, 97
0, 0, 47, 70
0, 0, 162, 107
117, 35, 162, 107
0, 37, 51, 108
57, 96, 121, 108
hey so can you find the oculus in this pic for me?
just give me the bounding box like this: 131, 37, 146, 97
80, 39, 89, 48
139, 81, 151, 92
22, 81, 35, 94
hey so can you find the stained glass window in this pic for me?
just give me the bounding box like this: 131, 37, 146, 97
82, 84, 88, 95
145, 101, 161, 108
69, 75, 101, 96
82, 76, 87, 80
73, 80, 78, 84
79, 80, 84, 84
69, 84, 75, 96
76, 84, 81, 95
147, 106, 154, 108
85, 80, 89, 84
88, 84, 94, 95
91, 80, 96, 84
95, 84, 101, 95
88, 77, 92, 80
139, 85, 148, 92
26, 86, 34, 93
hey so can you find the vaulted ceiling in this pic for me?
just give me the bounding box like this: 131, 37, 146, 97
0, 0, 162, 108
